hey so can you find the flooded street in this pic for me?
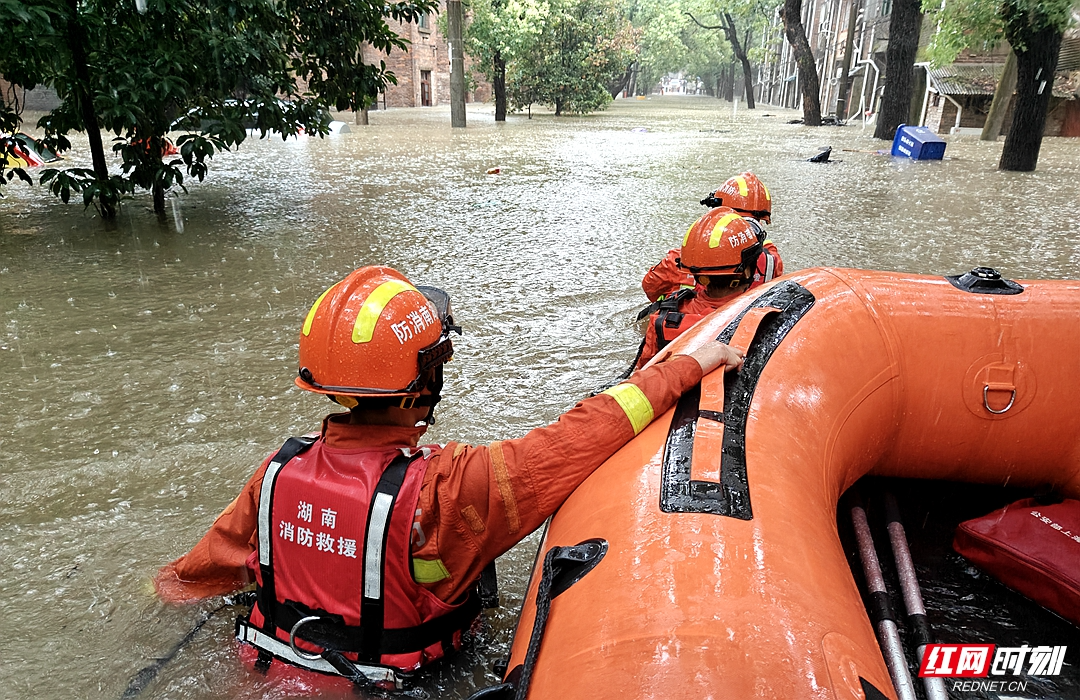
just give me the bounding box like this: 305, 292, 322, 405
2, 96, 1080, 700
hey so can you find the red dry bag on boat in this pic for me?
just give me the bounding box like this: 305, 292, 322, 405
953, 498, 1080, 627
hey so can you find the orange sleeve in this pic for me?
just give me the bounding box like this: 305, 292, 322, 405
153, 460, 268, 604
415, 355, 704, 601
642, 249, 693, 302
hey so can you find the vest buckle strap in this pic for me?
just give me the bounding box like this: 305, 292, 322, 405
236, 617, 404, 690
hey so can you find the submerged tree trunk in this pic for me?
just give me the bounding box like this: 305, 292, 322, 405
724, 63, 735, 101
999, 26, 1062, 171
65, 0, 116, 219
981, 48, 1016, 141
780, 0, 821, 125
148, 135, 166, 214
873, 0, 922, 140
609, 64, 633, 98
686, 12, 757, 108
494, 51, 507, 122
153, 180, 165, 213
723, 13, 755, 109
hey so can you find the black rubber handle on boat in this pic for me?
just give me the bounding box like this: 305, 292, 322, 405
868, 591, 898, 627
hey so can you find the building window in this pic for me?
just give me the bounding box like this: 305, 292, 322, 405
880, 0, 891, 15
418, 13, 431, 32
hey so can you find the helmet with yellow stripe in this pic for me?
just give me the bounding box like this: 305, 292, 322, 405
700, 172, 772, 224
677, 207, 764, 278
295, 267, 461, 409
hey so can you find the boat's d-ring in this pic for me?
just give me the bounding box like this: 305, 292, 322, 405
983, 385, 1016, 414
289, 616, 324, 661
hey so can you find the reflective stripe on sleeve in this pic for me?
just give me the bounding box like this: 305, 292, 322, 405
602, 383, 655, 435
412, 558, 451, 583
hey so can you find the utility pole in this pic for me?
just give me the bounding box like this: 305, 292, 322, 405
447, 0, 466, 128
834, 0, 860, 121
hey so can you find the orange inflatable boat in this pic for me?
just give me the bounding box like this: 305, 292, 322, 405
487, 268, 1080, 700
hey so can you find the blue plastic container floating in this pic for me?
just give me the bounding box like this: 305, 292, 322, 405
891, 124, 947, 160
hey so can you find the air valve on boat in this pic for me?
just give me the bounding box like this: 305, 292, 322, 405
946, 266, 1024, 295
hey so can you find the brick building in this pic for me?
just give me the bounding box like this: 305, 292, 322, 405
364, 2, 491, 109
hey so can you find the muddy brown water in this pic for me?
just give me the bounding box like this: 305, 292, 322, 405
2, 96, 1079, 700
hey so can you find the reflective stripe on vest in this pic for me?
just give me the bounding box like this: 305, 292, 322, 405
235, 617, 402, 688
256, 436, 316, 630
364, 492, 395, 599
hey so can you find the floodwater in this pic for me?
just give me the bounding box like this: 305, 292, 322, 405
2, 96, 1079, 700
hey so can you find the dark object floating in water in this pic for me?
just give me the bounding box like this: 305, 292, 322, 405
788, 118, 803, 124
808, 147, 832, 163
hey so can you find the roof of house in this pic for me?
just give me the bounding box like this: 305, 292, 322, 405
1059, 36, 1080, 72
926, 64, 1002, 96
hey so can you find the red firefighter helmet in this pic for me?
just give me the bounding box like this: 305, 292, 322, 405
295, 266, 459, 401
677, 207, 765, 275
700, 172, 772, 223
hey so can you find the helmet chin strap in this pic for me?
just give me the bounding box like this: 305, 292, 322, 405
423, 366, 444, 425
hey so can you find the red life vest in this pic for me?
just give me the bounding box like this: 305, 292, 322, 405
649, 289, 709, 351
235, 437, 481, 689
754, 244, 781, 286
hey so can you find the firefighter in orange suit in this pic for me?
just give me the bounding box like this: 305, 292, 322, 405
642, 172, 783, 303
635, 208, 766, 370
154, 265, 743, 689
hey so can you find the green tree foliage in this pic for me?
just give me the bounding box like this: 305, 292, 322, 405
510, 0, 638, 114
466, 0, 637, 115
0, 0, 435, 217
464, 0, 549, 117
922, 0, 1004, 66
923, 0, 1072, 65
632, 0, 731, 93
